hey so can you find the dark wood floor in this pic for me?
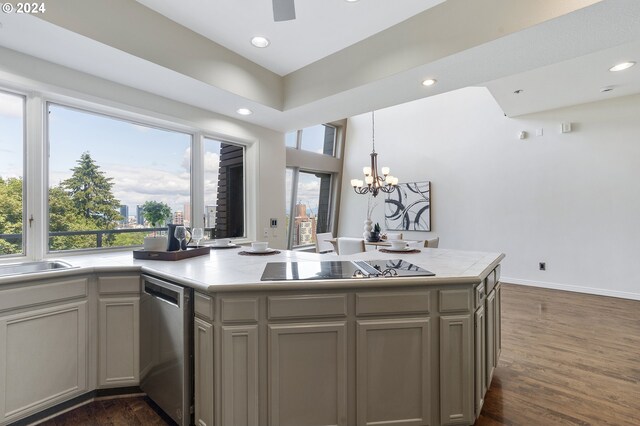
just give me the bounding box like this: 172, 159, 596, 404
38, 284, 639, 426
476, 284, 640, 426
38, 396, 169, 426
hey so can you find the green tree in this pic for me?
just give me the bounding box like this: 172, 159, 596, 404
61, 152, 122, 228
0, 177, 23, 255
141, 201, 172, 227
48, 185, 97, 250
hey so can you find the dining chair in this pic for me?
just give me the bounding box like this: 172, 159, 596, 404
315, 232, 335, 254
424, 237, 440, 248
336, 237, 366, 255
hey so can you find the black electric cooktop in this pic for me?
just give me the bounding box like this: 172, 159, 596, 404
260, 259, 435, 281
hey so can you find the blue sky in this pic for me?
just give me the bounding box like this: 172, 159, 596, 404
0, 92, 222, 217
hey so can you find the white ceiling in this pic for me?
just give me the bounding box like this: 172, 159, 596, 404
134, 0, 446, 76
0, 0, 639, 132
486, 39, 640, 117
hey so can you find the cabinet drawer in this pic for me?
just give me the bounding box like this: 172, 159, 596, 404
268, 294, 347, 320
439, 289, 472, 313
356, 291, 430, 316
98, 275, 140, 294
0, 277, 88, 312
221, 297, 259, 323
195, 291, 214, 322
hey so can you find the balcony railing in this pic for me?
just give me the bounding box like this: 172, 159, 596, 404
0, 227, 222, 251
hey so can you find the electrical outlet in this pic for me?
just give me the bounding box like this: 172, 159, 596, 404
263, 228, 269, 238
539, 262, 546, 271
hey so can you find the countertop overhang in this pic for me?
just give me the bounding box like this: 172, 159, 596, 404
0, 248, 505, 293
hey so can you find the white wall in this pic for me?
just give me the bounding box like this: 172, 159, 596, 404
0, 47, 287, 250
339, 87, 640, 300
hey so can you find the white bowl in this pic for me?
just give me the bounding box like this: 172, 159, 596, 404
390, 240, 408, 250
251, 242, 269, 252
213, 238, 231, 247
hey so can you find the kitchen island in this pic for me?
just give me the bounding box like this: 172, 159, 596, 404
0, 248, 503, 426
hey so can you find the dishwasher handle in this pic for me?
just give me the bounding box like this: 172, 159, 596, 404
142, 275, 183, 308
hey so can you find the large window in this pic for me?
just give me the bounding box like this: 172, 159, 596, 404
47, 104, 192, 251
286, 124, 337, 156
286, 169, 332, 248
285, 122, 343, 249
203, 138, 245, 239
0, 91, 25, 256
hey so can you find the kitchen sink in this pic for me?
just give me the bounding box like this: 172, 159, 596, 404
0, 260, 75, 277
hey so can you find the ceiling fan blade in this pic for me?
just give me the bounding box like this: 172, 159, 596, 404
273, 0, 296, 22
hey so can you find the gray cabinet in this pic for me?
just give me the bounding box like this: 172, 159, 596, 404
0, 277, 89, 425
356, 318, 431, 426
0, 300, 88, 424
474, 306, 486, 418
194, 317, 214, 426
97, 276, 140, 388
485, 289, 496, 386
194, 292, 214, 426
222, 324, 259, 426
269, 322, 347, 426
440, 314, 473, 426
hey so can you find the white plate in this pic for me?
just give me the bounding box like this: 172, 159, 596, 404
386, 247, 415, 252
247, 247, 275, 254
212, 243, 237, 248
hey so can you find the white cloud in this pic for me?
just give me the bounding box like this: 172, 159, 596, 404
0, 94, 23, 118
204, 151, 220, 174
181, 147, 191, 171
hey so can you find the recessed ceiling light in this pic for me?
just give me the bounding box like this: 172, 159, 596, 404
609, 61, 635, 72
345, 0, 360, 2
421, 79, 437, 87
251, 36, 270, 48
237, 108, 253, 115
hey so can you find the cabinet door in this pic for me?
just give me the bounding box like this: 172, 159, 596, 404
269, 322, 347, 426
222, 325, 259, 426
0, 301, 87, 423
474, 306, 486, 418
357, 318, 431, 426
194, 317, 214, 426
440, 314, 473, 426
496, 284, 502, 361
485, 290, 496, 387
98, 297, 140, 387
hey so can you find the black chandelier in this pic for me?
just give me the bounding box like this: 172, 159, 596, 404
350, 111, 398, 197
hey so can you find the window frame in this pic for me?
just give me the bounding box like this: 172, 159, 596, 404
285, 120, 345, 250
202, 136, 247, 240
0, 88, 27, 258
0, 82, 253, 261
44, 101, 195, 254
286, 167, 336, 250
288, 124, 338, 157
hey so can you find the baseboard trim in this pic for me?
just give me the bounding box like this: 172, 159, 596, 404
502, 276, 640, 301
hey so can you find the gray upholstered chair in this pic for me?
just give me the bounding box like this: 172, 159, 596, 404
336, 237, 366, 255
315, 232, 335, 254
424, 237, 440, 248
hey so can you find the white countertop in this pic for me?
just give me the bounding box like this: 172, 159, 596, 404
0, 248, 504, 293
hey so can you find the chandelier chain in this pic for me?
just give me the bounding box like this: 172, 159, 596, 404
371, 111, 375, 152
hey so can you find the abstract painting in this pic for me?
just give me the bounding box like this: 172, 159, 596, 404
384, 181, 431, 231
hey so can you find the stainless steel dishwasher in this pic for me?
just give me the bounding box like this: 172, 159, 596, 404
140, 274, 193, 426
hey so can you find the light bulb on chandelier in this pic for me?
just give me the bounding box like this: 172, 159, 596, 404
351, 111, 398, 197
